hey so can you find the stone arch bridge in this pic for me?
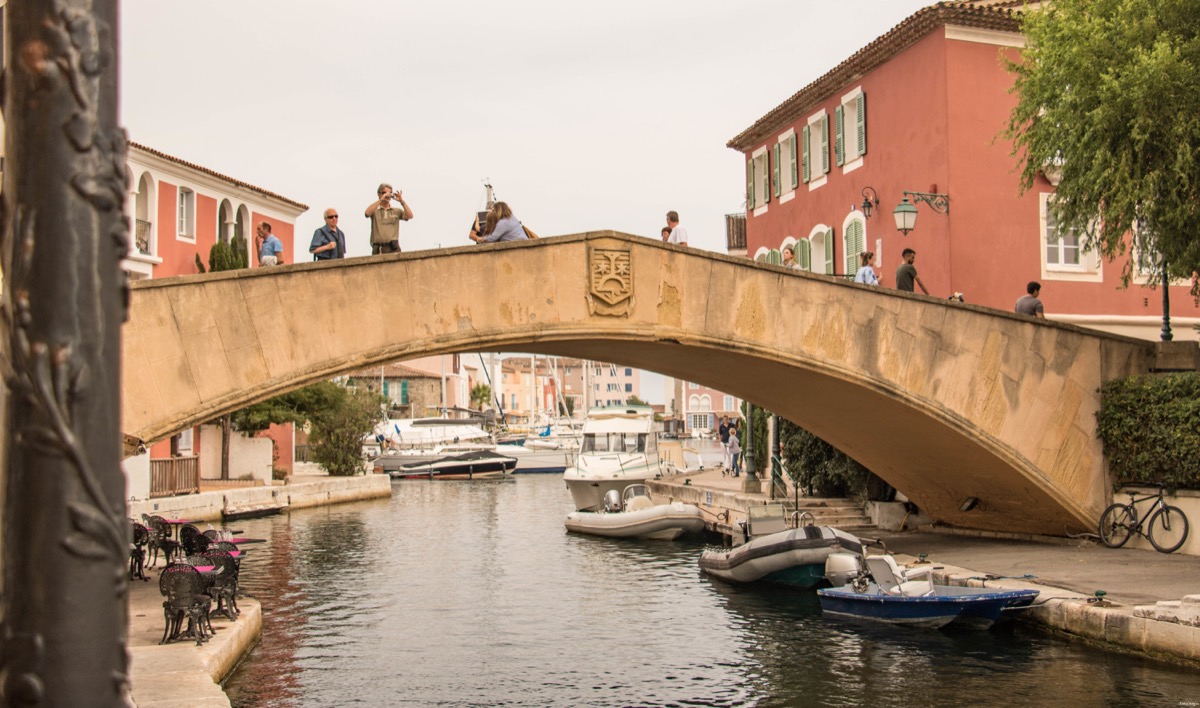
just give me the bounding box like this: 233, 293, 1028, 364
122, 231, 1155, 535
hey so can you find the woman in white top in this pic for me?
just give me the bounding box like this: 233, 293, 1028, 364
782, 245, 801, 270
853, 251, 880, 285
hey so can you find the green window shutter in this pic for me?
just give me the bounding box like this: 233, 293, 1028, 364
383, 381, 390, 397
834, 105, 845, 167
760, 154, 770, 203
845, 220, 863, 275
400, 380, 409, 405
773, 144, 781, 197
746, 158, 755, 209
801, 126, 810, 183
766, 249, 782, 265
788, 134, 798, 190
820, 115, 830, 175
799, 240, 811, 270
824, 229, 835, 275
856, 93, 867, 156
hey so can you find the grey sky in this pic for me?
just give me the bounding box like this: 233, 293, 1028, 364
120, 0, 931, 256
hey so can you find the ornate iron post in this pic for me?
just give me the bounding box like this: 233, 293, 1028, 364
1160, 260, 1173, 342
1, 1, 130, 705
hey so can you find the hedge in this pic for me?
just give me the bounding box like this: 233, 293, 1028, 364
1096, 372, 1200, 490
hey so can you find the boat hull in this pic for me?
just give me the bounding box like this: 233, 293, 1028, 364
699, 527, 863, 588
817, 584, 1040, 629
388, 451, 517, 480
565, 503, 705, 540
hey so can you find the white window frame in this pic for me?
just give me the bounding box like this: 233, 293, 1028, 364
776, 128, 797, 203
176, 186, 196, 242
808, 224, 835, 275
751, 146, 769, 216
1039, 193, 1100, 283
805, 109, 829, 191
723, 395, 734, 411
838, 87, 866, 174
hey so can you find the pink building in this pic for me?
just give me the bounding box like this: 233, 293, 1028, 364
124, 142, 307, 499
727, 2, 1198, 341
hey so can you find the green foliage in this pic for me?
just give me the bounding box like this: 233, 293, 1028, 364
1096, 372, 1200, 490
559, 396, 575, 418
776, 417, 871, 499
307, 384, 387, 477
1005, 0, 1200, 285
470, 383, 492, 410
195, 254, 207, 274
230, 384, 345, 434
625, 395, 650, 407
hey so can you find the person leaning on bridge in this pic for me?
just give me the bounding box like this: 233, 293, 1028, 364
310, 209, 347, 260
661, 226, 672, 242
665, 210, 688, 247
853, 251, 880, 285
1015, 281, 1045, 319
895, 248, 929, 295
365, 183, 413, 254
469, 201, 528, 243
254, 221, 284, 266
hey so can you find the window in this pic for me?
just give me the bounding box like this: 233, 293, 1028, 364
624, 383, 632, 393
835, 88, 867, 172
774, 130, 799, 200
724, 396, 734, 411
843, 215, 866, 276
689, 382, 699, 389
177, 428, 193, 454
688, 413, 713, 432
624, 368, 632, 376
747, 147, 770, 214
1040, 193, 1100, 282
809, 225, 835, 275
177, 187, 195, 239
797, 239, 812, 271
510, 394, 517, 409
802, 110, 830, 188
400, 381, 409, 405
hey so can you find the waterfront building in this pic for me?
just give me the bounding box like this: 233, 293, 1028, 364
727, 1, 1198, 342
344, 362, 446, 419
683, 382, 741, 436
122, 142, 308, 501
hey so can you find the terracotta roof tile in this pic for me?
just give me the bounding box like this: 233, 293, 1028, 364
346, 362, 439, 379
727, 2, 1022, 152
129, 141, 308, 211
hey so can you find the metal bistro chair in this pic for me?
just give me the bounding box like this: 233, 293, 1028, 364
129, 522, 150, 582
202, 549, 240, 621
180, 524, 211, 556
158, 564, 213, 646
146, 516, 180, 567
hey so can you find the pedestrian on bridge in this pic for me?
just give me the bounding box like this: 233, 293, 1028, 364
853, 251, 880, 285
895, 248, 929, 295
783, 245, 801, 270
661, 226, 672, 242
254, 221, 284, 266
1015, 281, 1045, 319
665, 211, 688, 247
470, 201, 528, 243
310, 209, 347, 260
365, 183, 413, 255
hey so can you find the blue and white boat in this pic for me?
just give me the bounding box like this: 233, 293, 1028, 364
817, 554, 1039, 629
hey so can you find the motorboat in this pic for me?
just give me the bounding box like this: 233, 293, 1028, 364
368, 416, 574, 474
383, 450, 517, 480
816, 553, 1040, 629
564, 484, 705, 541
699, 505, 864, 587
506, 443, 578, 474
562, 405, 663, 511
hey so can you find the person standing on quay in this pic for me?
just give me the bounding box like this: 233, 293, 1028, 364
895, 248, 929, 294
718, 416, 732, 474
364, 183, 413, 255
310, 209, 347, 260
666, 210, 688, 247
254, 221, 284, 266
1015, 281, 1045, 319
727, 427, 742, 477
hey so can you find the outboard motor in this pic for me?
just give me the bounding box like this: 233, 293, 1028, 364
824, 552, 863, 588
603, 489, 623, 513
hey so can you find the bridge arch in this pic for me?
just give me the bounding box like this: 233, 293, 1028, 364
122, 231, 1154, 535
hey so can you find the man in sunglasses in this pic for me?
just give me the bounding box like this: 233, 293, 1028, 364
310, 208, 347, 260
364, 183, 414, 254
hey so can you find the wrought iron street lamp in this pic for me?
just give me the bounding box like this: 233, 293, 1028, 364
892, 190, 950, 236
860, 186, 879, 219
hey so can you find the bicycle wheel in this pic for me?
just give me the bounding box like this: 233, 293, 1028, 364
1147, 505, 1190, 554
1098, 503, 1136, 548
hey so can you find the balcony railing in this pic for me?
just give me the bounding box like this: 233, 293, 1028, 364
725, 213, 746, 252
135, 219, 152, 255
149, 455, 199, 497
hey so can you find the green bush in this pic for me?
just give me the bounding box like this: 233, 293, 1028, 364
1096, 372, 1200, 490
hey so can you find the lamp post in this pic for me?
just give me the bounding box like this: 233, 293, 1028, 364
741, 402, 761, 493
1161, 259, 1173, 342
892, 190, 950, 236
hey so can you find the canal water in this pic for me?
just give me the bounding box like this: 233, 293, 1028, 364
224, 475, 1200, 707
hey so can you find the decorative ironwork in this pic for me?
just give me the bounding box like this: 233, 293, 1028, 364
587, 246, 634, 317
902, 190, 951, 215
860, 187, 879, 219
135, 219, 151, 254
2, 1, 131, 704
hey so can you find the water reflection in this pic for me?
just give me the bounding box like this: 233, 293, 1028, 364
225, 476, 1200, 707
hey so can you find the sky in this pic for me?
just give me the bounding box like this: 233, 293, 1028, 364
120, 0, 932, 255
119, 0, 933, 404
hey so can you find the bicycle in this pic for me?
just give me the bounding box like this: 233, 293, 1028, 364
1098, 482, 1190, 554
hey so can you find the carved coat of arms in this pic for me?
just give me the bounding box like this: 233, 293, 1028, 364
588, 247, 633, 317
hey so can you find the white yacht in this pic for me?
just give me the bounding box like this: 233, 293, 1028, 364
563, 405, 663, 511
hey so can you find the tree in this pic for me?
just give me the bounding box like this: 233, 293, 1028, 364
1005, 0, 1200, 288
307, 385, 386, 476
470, 383, 492, 411
625, 394, 650, 407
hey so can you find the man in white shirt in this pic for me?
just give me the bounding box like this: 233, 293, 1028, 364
666, 210, 688, 247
